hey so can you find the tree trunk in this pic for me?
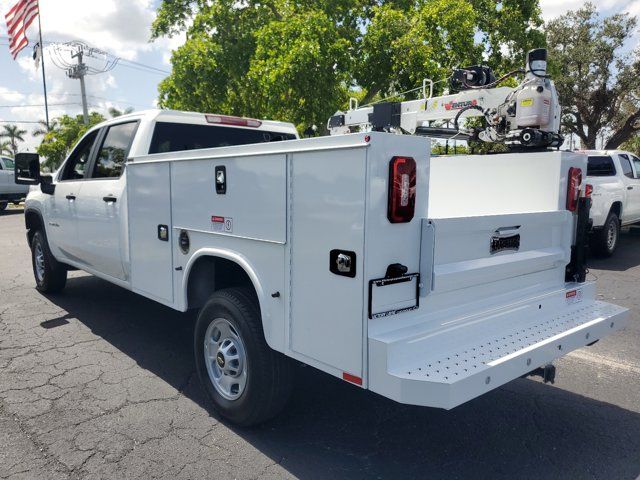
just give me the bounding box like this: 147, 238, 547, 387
604, 108, 640, 149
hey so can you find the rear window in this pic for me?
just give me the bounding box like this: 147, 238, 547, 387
587, 156, 616, 176
148, 122, 296, 154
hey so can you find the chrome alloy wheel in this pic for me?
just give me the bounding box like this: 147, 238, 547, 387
204, 318, 247, 400
34, 242, 45, 283
607, 220, 618, 251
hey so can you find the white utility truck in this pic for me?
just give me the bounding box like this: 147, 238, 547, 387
583, 150, 640, 257
16, 50, 629, 426
0, 156, 29, 210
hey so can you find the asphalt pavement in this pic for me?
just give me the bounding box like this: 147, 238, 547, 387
1, 207, 639, 480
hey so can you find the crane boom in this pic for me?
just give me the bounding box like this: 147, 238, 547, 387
328, 49, 563, 149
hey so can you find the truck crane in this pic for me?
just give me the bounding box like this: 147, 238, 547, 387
328, 48, 564, 149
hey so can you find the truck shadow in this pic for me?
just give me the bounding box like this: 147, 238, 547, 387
45, 276, 640, 480
588, 230, 640, 272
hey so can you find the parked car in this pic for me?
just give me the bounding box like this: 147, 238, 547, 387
583, 150, 640, 256
0, 156, 30, 211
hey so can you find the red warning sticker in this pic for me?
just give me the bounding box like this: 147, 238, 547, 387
211, 216, 233, 233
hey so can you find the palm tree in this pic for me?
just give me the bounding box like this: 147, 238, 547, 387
32, 119, 59, 138
108, 106, 134, 118
0, 124, 27, 157
0, 140, 12, 157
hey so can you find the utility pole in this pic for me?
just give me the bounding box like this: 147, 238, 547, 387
67, 49, 89, 124
50, 41, 118, 125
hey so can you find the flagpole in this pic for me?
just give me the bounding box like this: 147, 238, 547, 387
36, 0, 49, 129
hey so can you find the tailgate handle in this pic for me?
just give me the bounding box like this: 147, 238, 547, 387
491, 225, 521, 255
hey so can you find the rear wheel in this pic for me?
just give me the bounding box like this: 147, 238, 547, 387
194, 288, 293, 426
591, 212, 620, 257
0, 201, 7, 211
30, 230, 67, 293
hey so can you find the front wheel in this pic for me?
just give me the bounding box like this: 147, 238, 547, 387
194, 288, 293, 426
591, 212, 620, 257
31, 230, 67, 293
0, 201, 7, 212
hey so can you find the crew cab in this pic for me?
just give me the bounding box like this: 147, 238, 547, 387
0, 155, 29, 211
583, 150, 640, 256
15, 109, 629, 426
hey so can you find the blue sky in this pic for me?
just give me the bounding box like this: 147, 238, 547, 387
1, 0, 638, 151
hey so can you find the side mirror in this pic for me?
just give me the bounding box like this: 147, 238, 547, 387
14, 153, 41, 185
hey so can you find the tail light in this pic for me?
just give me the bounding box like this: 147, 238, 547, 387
205, 114, 262, 128
585, 183, 593, 198
388, 156, 416, 223
566, 167, 582, 212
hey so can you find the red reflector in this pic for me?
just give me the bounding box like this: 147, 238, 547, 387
566, 167, 582, 212
211, 216, 224, 223
205, 114, 262, 128
342, 372, 363, 385
585, 183, 593, 198
388, 156, 416, 223
566, 289, 577, 298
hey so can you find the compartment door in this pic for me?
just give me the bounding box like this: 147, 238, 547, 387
289, 150, 366, 377
127, 162, 174, 304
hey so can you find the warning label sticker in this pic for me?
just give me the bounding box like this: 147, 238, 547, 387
211, 216, 233, 233
565, 288, 583, 305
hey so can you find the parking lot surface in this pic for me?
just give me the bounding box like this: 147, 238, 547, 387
1, 208, 639, 480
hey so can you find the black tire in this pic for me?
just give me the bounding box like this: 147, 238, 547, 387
591, 212, 620, 258
0, 201, 7, 211
194, 287, 293, 427
30, 230, 67, 293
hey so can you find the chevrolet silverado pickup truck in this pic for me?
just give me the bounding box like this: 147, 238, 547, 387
584, 150, 640, 256
0, 156, 29, 211
15, 109, 629, 426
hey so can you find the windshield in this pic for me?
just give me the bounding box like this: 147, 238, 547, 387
2, 158, 14, 169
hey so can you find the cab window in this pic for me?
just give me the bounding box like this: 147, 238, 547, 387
91, 122, 138, 179
60, 130, 99, 181
619, 155, 634, 179
630, 154, 640, 179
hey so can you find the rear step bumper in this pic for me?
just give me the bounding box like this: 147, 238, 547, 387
368, 288, 629, 409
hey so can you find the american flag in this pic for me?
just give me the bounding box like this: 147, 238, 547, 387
5, 0, 40, 59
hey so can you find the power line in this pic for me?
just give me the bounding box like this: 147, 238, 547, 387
0, 102, 82, 108
0, 36, 171, 75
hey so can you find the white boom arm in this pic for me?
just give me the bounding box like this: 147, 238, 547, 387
328, 49, 563, 149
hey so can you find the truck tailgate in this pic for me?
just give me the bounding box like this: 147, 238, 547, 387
368, 282, 628, 408
427, 211, 572, 295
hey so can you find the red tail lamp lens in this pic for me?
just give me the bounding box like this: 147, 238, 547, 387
566, 167, 582, 212
388, 156, 416, 223
585, 183, 593, 198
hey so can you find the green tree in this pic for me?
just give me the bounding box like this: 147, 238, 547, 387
0, 124, 27, 157
0, 140, 12, 156
153, 0, 545, 131
36, 112, 105, 171
32, 119, 59, 138
108, 106, 134, 118
621, 134, 640, 156
547, 3, 640, 149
